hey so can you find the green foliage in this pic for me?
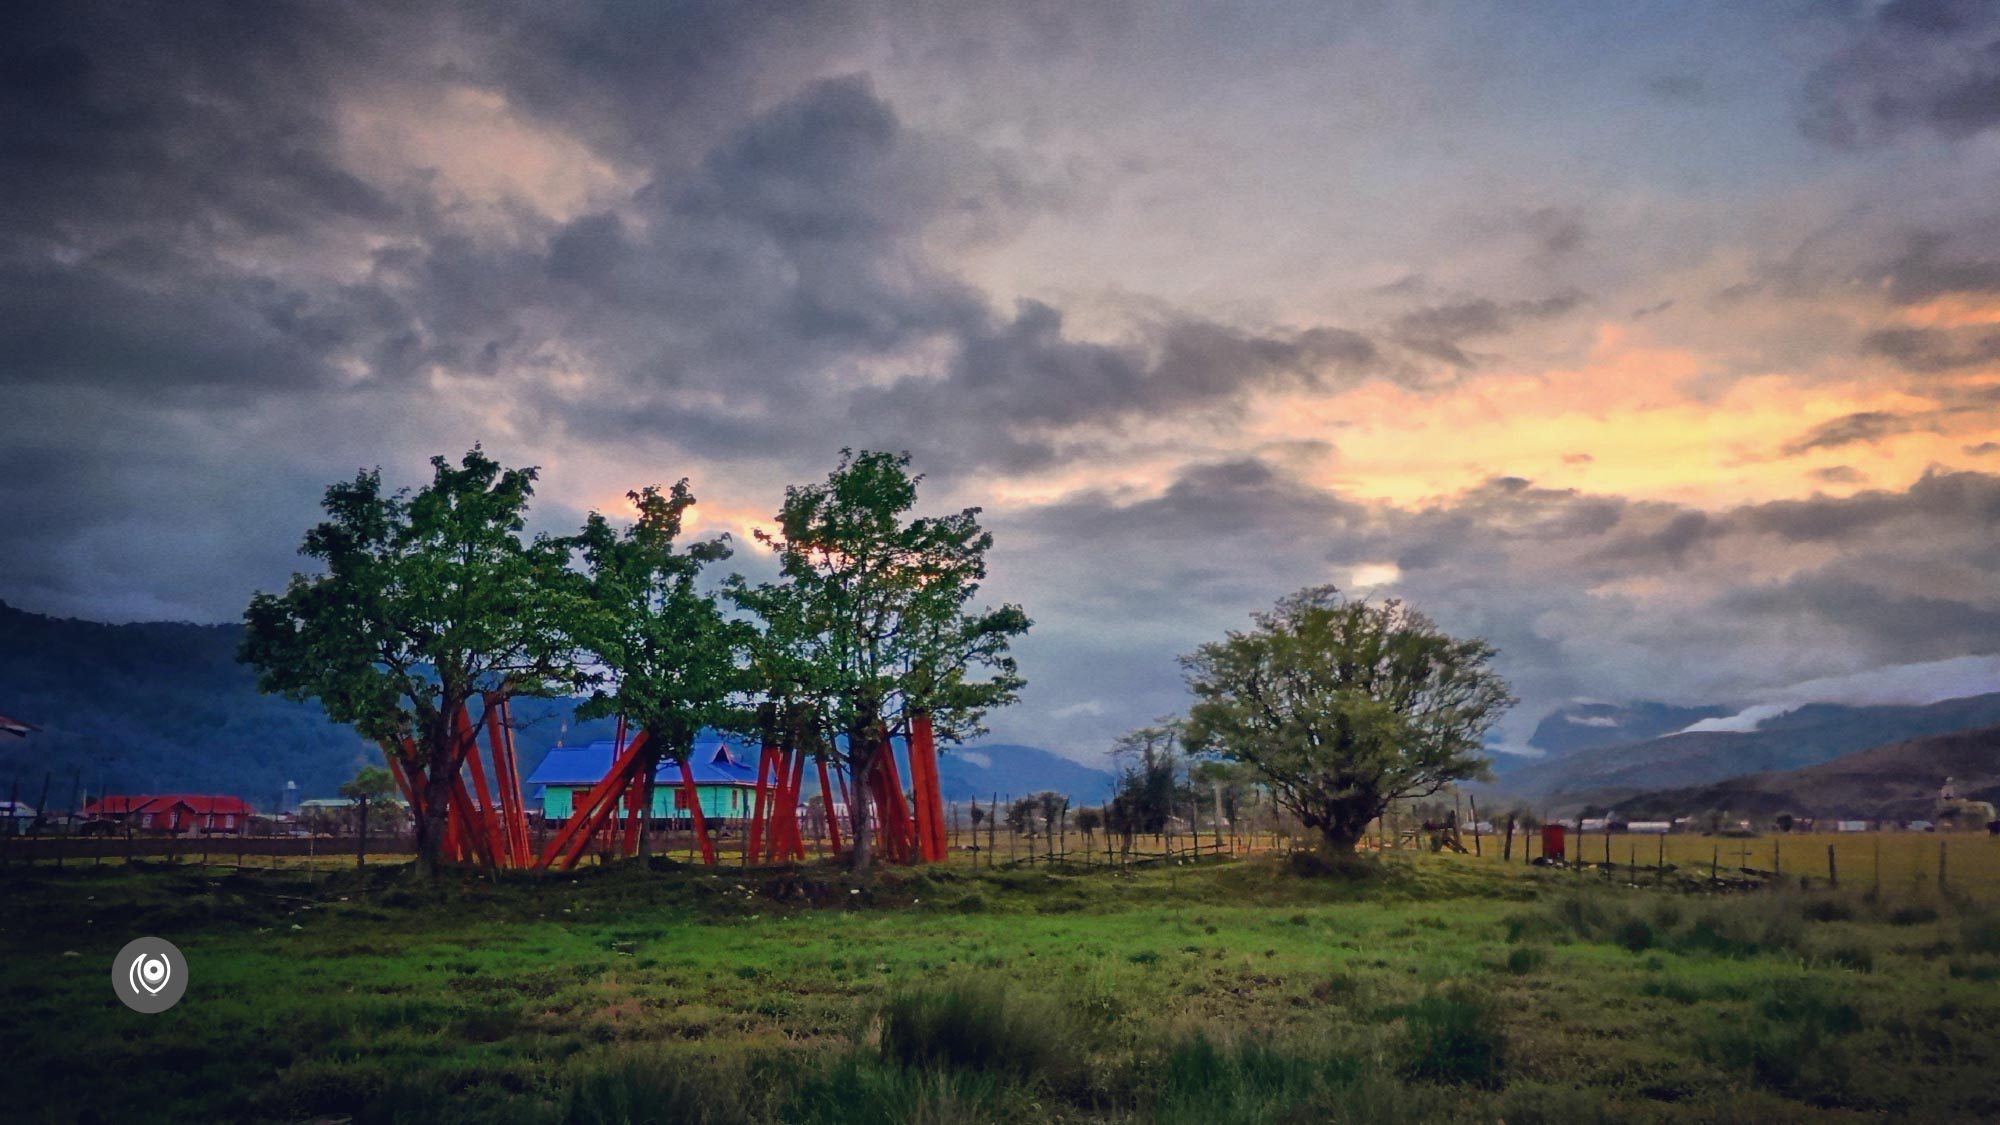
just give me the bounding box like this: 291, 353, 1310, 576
339, 765, 397, 802
1181, 586, 1513, 855
725, 450, 1029, 869
239, 448, 591, 873
570, 479, 749, 763
1105, 723, 1188, 839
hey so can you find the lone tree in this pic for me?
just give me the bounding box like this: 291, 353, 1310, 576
1181, 586, 1513, 857
339, 765, 398, 867
571, 480, 748, 856
728, 450, 1028, 872
241, 448, 589, 879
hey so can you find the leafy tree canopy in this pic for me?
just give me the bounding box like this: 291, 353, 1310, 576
570, 480, 749, 758
240, 447, 590, 875
1181, 586, 1513, 856
726, 450, 1029, 869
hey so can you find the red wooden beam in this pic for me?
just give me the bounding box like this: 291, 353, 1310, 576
747, 743, 774, 862
457, 704, 509, 867
551, 748, 647, 872
495, 697, 531, 865
482, 695, 530, 868
538, 729, 650, 869
780, 748, 808, 860
816, 754, 843, 856
911, 713, 948, 863
677, 756, 716, 866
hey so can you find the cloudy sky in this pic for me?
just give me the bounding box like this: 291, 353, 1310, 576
5, 0, 2000, 760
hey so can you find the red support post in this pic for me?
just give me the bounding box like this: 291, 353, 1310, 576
495, 697, 530, 865
763, 747, 792, 864
620, 769, 646, 857
457, 704, 508, 867
539, 730, 651, 869
678, 757, 716, 866
781, 750, 808, 860
483, 695, 529, 868
748, 744, 774, 863
878, 738, 915, 863
911, 713, 948, 863
816, 755, 843, 856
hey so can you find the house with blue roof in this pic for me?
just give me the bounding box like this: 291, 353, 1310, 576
524, 735, 769, 824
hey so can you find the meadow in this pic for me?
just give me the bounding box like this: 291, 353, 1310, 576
4, 849, 1999, 1124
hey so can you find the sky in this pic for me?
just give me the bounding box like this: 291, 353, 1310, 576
3, 0, 1999, 761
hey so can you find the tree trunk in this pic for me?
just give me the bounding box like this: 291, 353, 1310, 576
1316, 820, 1366, 857
411, 711, 459, 880
846, 720, 876, 873
638, 771, 656, 859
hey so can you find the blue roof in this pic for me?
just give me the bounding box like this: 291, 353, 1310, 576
525, 734, 763, 788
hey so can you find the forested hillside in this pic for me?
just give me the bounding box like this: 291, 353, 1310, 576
0, 602, 1108, 808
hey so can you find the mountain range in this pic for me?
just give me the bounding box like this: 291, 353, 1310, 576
1609, 726, 2000, 822
0, 600, 1110, 808
1488, 692, 2000, 811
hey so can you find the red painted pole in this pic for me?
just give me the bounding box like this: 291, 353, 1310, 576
912, 714, 949, 863
483, 695, 528, 867
495, 697, 530, 865
679, 757, 716, 865
540, 730, 650, 868
782, 750, 808, 860
878, 738, 915, 863
748, 745, 774, 863
620, 768, 645, 857
908, 734, 934, 863
458, 705, 508, 867
816, 755, 843, 856
553, 751, 646, 872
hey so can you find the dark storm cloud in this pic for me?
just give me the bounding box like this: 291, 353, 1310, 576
1391, 293, 1581, 367
0, 2, 410, 243
1798, 0, 2000, 145
1968, 442, 2000, 456
996, 461, 2000, 749
1879, 234, 2000, 305
1862, 326, 2000, 372
1810, 465, 1865, 484
1779, 410, 1938, 456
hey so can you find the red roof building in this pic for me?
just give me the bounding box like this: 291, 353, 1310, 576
86, 795, 252, 834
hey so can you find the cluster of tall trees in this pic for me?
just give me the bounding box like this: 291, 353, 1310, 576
241, 447, 1029, 877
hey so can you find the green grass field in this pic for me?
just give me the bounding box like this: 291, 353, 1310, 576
4, 853, 1998, 1123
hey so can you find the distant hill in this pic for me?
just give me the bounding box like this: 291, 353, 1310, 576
1613, 726, 2000, 822
1493, 692, 2000, 809
1522, 700, 1733, 758
0, 600, 1106, 808
934, 744, 1113, 805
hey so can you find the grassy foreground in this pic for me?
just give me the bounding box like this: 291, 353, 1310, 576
3, 854, 1998, 1123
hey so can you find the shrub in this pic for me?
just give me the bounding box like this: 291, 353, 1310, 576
1814, 940, 1876, 973
1888, 904, 1939, 927
1614, 918, 1655, 953
1504, 947, 1546, 975
1958, 909, 2000, 954
562, 1050, 759, 1125
1803, 897, 1856, 923
1399, 985, 1505, 1087
789, 1055, 1008, 1125
872, 981, 1082, 1082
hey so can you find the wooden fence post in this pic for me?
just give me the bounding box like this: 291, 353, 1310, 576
1827, 844, 1837, 888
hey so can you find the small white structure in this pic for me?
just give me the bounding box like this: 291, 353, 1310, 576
1625, 821, 1672, 834
1836, 820, 1870, 833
